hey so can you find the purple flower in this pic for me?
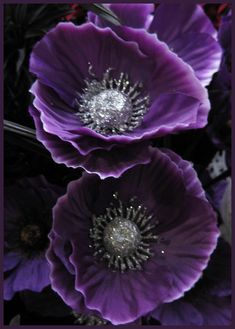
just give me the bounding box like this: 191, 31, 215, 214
29, 21, 210, 178
47, 148, 219, 324
88, 3, 222, 87
4, 176, 64, 300
151, 238, 231, 325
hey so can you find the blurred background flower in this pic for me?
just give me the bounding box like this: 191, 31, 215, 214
4, 176, 64, 300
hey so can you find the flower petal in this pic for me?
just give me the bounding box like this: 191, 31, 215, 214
152, 300, 203, 325
30, 106, 151, 178
4, 252, 22, 272
46, 238, 87, 313
149, 4, 217, 43
169, 32, 222, 86
71, 240, 173, 325
30, 22, 153, 107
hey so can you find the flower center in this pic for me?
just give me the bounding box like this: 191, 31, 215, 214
88, 90, 132, 130
90, 193, 158, 272
103, 218, 141, 257
20, 224, 41, 247
74, 65, 149, 135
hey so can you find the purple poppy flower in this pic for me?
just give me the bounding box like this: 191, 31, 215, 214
151, 238, 231, 325
46, 148, 219, 324
88, 3, 222, 87
29, 21, 210, 178
4, 176, 64, 300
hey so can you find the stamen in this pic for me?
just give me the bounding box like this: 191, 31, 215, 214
75, 64, 149, 136
90, 192, 158, 273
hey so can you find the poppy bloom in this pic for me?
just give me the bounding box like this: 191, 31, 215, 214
47, 148, 219, 324
4, 176, 64, 300
29, 21, 210, 178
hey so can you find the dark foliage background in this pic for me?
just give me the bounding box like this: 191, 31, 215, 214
4, 3, 231, 325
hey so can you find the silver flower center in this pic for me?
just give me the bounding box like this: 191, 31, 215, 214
74, 65, 149, 135
103, 218, 141, 257
90, 192, 158, 272
88, 90, 132, 130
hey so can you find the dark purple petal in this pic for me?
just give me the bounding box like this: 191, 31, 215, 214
46, 234, 97, 315
136, 93, 204, 138
154, 196, 219, 303
4, 252, 22, 272
4, 258, 50, 299
149, 4, 221, 86
194, 295, 231, 325
168, 32, 222, 86
162, 149, 206, 199
149, 4, 217, 43
152, 300, 203, 326
70, 240, 173, 324
152, 296, 231, 326
30, 105, 151, 179
30, 22, 153, 107
113, 27, 210, 131
218, 10, 231, 53
151, 237, 231, 325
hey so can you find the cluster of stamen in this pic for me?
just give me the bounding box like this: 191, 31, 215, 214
20, 224, 41, 247
74, 64, 149, 135
90, 193, 158, 272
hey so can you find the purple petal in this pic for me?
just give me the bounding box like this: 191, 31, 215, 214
149, 4, 221, 86
4, 252, 22, 272
149, 4, 217, 43
162, 149, 206, 199
30, 22, 153, 107
114, 27, 210, 130
155, 197, 219, 303
218, 11, 231, 52
152, 295, 231, 325
136, 93, 203, 137
169, 32, 222, 86
12, 257, 50, 292
194, 295, 231, 325
30, 106, 151, 179
4, 257, 50, 299
152, 300, 203, 325
46, 235, 93, 314
70, 240, 172, 325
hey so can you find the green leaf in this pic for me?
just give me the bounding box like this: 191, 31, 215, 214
82, 4, 121, 26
